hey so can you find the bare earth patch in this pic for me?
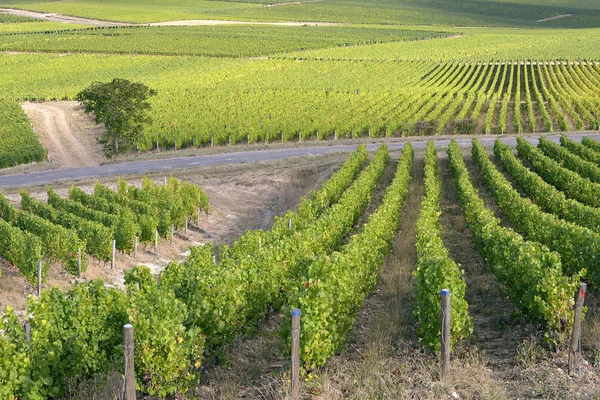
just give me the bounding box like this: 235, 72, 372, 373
537, 14, 574, 23
21, 101, 105, 168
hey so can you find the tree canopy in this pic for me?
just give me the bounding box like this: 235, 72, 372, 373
76, 78, 157, 155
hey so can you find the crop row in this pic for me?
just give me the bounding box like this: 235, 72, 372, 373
282, 143, 413, 369
3, 58, 600, 168
448, 140, 577, 344
413, 141, 471, 351
472, 138, 597, 285
0, 100, 46, 168
0, 177, 208, 284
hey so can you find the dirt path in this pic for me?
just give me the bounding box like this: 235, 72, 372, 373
0, 8, 131, 26
265, 0, 324, 7
537, 14, 574, 23
21, 101, 105, 168
0, 7, 341, 27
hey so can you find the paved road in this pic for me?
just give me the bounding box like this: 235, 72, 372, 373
1, 134, 598, 189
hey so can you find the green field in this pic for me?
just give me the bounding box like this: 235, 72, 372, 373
0, 100, 46, 167
0, 25, 446, 57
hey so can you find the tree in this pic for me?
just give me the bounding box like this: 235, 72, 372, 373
76, 78, 157, 156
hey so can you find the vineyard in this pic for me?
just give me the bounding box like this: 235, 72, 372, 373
0, 0, 599, 397
0, 176, 208, 286
4, 56, 600, 158
0, 99, 46, 168
1, 137, 600, 397
0, 25, 445, 57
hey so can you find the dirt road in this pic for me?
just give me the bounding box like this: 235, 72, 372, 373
21, 101, 105, 168
0, 8, 340, 27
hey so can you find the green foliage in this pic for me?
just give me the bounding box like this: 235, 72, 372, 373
516, 137, 600, 207
0, 307, 29, 398
126, 266, 205, 397
3, 53, 599, 149
69, 185, 141, 247
0, 99, 46, 168
0, 14, 41, 23
414, 141, 471, 352
0, 218, 44, 284
0, 25, 447, 57
282, 144, 412, 369
22, 281, 128, 398
15, 209, 86, 274
561, 135, 600, 166
284, 144, 368, 232
529, 63, 552, 132
582, 136, 600, 153
473, 138, 598, 284
448, 140, 577, 344
495, 139, 600, 235
538, 136, 600, 184
94, 182, 161, 237
455, 119, 475, 135
77, 78, 157, 155
8, 0, 600, 27
21, 191, 112, 262
161, 145, 389, 356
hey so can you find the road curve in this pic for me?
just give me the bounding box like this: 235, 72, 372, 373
1, 134, 599, 189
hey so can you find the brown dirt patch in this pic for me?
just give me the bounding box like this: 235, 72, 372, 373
21, 101, 106, 168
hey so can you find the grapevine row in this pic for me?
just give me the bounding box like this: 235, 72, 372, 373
282, 143, 413, 369
494, 139, 600, 235
516, 137, 600, 207
448, 140, 576, 342
473, 139, 598, 283
413, 141, 471, 351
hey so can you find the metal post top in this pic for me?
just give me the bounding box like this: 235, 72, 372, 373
124, 323, 133, 329
292, 308, 301, 316
441, 289, 450, 296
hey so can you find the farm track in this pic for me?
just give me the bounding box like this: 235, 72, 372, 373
21, 101, 105, 168
1, 133, 599, 189
0, 7, 341, 27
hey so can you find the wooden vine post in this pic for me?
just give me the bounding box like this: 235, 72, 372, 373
568, 282, 587, 375
77, 248, 82, 277
133, 236, 138, 259
111, 240, 116, 270
37, 260, 42, 296
123, 324, 136, 400
291, 308, 301, 400
440, 289, 450, 381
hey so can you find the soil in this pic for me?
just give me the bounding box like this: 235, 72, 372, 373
21, 101, 105, 168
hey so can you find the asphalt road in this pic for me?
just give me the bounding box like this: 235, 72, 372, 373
1, 133, 598, 189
